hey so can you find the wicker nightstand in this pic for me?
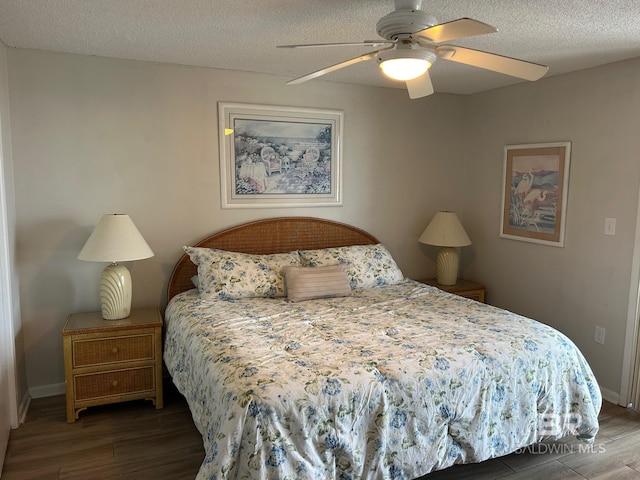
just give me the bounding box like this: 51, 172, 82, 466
62, 307, 163, 423
417, 278, 486, 303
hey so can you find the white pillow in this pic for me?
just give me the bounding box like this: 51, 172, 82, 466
183, 247, 301, 300
298, 243, 404, 289
283, 264, 352, 302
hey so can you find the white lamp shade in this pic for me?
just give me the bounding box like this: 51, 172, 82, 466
419, 211, 471, 247
78, 214, 153, 320
78, 214, 154, 262
419, 211, 471, 286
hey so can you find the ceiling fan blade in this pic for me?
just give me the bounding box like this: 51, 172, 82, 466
436, 45, 549, 81
278, 41, 394, 49
286, 47, 392, 85
416, 18, 497, 44
406, 71, 434, 99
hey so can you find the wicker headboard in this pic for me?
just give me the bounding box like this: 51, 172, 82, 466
167, 217, 379, 300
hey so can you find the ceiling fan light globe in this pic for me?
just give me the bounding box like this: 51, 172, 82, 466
378, 48, 436, 81
380, 58, 430, 81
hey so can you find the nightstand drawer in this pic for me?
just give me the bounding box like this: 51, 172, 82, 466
463, 291, 485, 302
416, 278, 486, 303
74, 366, 155, 401
73, 333, 154, 367
63, 308, 163, 422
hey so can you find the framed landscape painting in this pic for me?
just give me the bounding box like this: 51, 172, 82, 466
218, 102, 343, 208
500, 142, 571, 247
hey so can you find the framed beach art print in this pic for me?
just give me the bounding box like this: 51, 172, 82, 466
500, 142, 571, 247
218, 102, 343, 208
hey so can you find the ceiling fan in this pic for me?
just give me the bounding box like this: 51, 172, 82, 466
278, 0, 549, 99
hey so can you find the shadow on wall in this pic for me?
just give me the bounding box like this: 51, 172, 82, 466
15, 219, 98, 389
16, 218, 92, 310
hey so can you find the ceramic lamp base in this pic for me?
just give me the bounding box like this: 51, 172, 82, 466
436, 246, 459, 286
99, 263, 132, 320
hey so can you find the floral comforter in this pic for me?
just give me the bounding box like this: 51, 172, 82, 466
164, 280, 601, 480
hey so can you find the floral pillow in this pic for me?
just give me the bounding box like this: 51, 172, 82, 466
298, 243, 405, 289
183, 247, 301, 300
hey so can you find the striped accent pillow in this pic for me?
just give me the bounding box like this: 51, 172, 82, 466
283, 264, 352, 302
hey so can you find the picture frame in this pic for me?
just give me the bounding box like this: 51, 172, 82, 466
500, 141, 571, 247
218, 102, 343, 208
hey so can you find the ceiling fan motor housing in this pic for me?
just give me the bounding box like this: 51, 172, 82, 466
376, 8, 437, 40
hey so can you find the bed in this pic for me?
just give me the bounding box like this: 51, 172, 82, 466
163, 216, 601, 480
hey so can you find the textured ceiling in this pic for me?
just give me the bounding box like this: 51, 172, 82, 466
0, 0, 639, 95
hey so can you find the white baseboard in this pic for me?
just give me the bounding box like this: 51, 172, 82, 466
29, 382, 65, 399
15, 383, 64, 426
17, 390, 30, 426
600, 387, 620, 406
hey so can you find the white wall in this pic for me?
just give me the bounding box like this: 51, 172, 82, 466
0, 39, 11, 472
8, 46, 640, 401
0, 38, 25, 470
462, 57, 640, 397
0, 42, 25, 412
6, 48, 466, 393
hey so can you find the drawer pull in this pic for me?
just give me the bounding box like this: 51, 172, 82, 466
111, 347, 119, 354
112, 380, 118, 387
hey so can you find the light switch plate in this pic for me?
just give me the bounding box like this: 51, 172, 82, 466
604, 218, 616, 236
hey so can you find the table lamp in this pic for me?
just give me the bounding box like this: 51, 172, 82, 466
78, 214, 154, 320
419, 211, 471, 286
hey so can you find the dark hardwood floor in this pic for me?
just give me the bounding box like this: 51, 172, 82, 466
2, 384, 640, 479
1, 384, 204, 480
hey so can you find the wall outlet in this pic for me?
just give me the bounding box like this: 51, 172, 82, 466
594, 326, 606, 345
